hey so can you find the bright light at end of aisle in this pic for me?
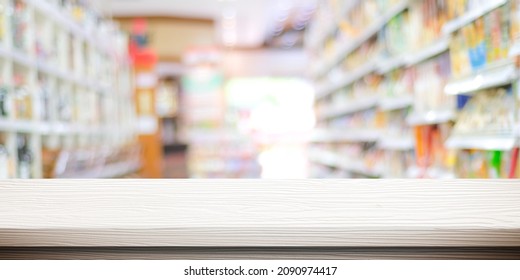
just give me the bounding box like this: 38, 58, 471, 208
225, 78, 315, 178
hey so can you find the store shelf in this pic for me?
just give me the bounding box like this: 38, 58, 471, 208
0, 119, 40, 134
378, 136, 414, 150
345, 161, 383, 177
316, 58, 379, 100
377, 55, 407, 75
308, 0, 360, 51
406, 110, 455, 126
318, 96, 379, 120
0, 46, 34, 68
309, 150, 382, 177
58, 160, 141, 179
26, 0, 110, 56
0, 45, 107, 93
308, 0, 520, 180
311, 129, 380, 143
444, 60, 516, 95
404, 37, 450, 66
378, 96, 413, 111
442, 0, 507, 35
509, 40, 520, 57
445, 135, 517, 151
0, 120, 109, 136
314, 0, 409, 78
308, 150, 338, 167
406, 166, 456, 179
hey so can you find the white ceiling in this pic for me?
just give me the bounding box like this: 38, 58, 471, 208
93, 0, 317, 48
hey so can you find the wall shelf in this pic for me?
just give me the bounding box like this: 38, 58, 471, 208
0, 0, 137, 179
309, 0, 520, 179
318, 96, 379, 120
316, 58, 379, 100
406, 111, 455, 126
378, 136, 414, 151
445, 135, 517, 151
378, 96, 413, 111
404, 37, 450, 67
311, 129, 380, 143
444, 60, 516, 95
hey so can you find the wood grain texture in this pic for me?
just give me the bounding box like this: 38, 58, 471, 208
0, 180, 519, 248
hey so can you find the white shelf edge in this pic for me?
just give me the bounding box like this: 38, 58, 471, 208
0, 119, 39, 133
378, 95, 413, 111
0, 120, 109, 135
336, 158, 383, 177
442, 0, 507, 35
311, 129, 381, 143
404, 37, 450, 66
58, 160, 141, 179
318, 96, 379, 120
309, 150, 382, 177
313, 0, 409, 78
0, 45, 107, 93
444, 60, 516, 95
377, 55, 406, 75
509, 40, 520, 57
445, 135, 517, 151
406, 166, 456, 179
377, 136, 415, 150
406, 110, 455, 126
316, 59, 379, 100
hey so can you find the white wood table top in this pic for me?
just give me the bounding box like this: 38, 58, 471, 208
0, 179, 519, 247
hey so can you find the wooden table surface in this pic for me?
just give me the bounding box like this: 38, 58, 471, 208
1, 179, 519, 259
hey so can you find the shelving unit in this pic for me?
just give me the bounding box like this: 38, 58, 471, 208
0, 0, 137, 178
307, 0, 520, 179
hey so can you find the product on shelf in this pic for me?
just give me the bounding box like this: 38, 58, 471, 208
408, 0, 449, 51
12, 75, 31, 120
381, 109, 411, 137
452, 87, 515, 135
456, 149, 516, 178
381, 11, 410, 58
383, 150, 415, 178
512, 0, 520, 44
412, 123, 455, 177
449, 3, 512, 78
379, 68, 414, 99
343, 37, 382, 72
329, 108, 381, 131
17, 134, 32, 179
0, 137, 9, 179
11, 0, 30, 52
0, 85, 10, 117
0, 3, 5, 41
311, 0, 406, 77
57, 90, 72, 122
38, 76, 50, 121
412, 52, 454, 114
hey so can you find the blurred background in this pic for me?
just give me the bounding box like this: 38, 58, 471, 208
1, 0, 520, 179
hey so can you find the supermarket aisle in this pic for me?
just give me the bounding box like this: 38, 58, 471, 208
3, 0, 520, 179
